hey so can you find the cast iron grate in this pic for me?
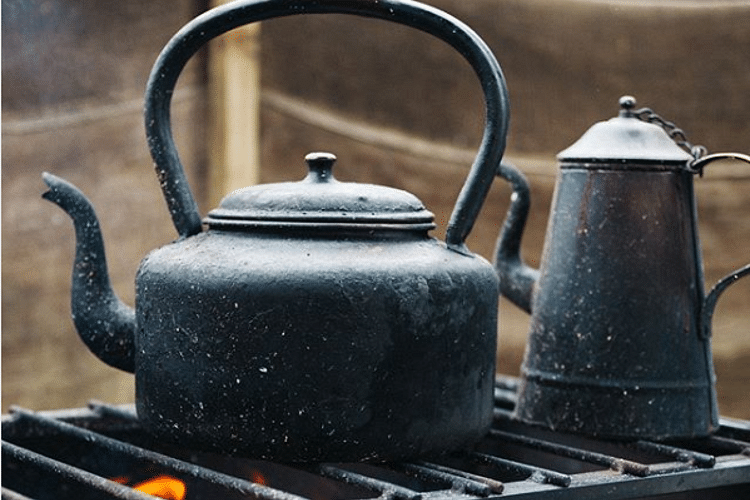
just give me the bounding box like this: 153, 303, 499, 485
3, 376, 750, 500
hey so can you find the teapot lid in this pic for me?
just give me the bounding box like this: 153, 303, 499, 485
206, 152, 436, 232
557, 96, 694, 164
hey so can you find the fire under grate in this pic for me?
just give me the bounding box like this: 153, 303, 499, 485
3, 376, 750, 500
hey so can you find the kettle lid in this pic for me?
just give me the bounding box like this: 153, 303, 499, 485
206, 152, 436, 231
557, 96, 693, 164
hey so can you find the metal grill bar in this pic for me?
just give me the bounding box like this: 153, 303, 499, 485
708, 435, 750, 456
403, 462, 504, 495
468, 451, 572, 487
317, 464, 421, 500
88, 401, 139, 421
632, 440, 715, 468
2, 486, 36, 500
719, 418, 750, 444
2, 441, 154, 500
493, 388, 517, 412
488, 429, 651, 477
7, 408, 309, 500
3, 376, 750, 500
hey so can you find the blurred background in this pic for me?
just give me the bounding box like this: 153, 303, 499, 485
3, 0, 749, 418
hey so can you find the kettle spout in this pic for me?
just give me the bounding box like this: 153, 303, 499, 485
494, 162, 539, 314
42, 173, 136, 373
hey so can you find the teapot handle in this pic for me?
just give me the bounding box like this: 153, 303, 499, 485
145, 0, 509, 251
696, 152, 750, 339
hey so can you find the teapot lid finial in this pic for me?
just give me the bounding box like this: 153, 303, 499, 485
618, 95, 637, 117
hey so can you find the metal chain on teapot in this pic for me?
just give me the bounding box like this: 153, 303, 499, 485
620, 96, 708, 174
622, 95, 750, 176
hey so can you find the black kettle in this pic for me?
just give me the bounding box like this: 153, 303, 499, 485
495, 96, 750, 440
42, 0, 510, 461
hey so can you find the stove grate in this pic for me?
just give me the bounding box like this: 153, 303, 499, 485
3, 376, 750, 500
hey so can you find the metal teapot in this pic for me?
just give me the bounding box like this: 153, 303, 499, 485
42, 0, 509, 461
495, 96, 750, 440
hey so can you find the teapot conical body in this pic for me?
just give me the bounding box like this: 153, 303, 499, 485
514, 162, 718, 439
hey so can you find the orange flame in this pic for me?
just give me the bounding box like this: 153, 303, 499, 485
111, 475, 187, 500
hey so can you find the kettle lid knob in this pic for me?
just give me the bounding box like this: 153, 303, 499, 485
304, 152, 337, 183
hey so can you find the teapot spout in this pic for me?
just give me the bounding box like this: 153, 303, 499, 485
42, 173, 135, 373
494, 162, 539, 314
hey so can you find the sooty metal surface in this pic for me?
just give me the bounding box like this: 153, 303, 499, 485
3, 376, 750, 500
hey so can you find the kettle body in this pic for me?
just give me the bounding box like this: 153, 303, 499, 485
495, 97, 750, 440
136, 228, 497, 460
43, 0, 510, 460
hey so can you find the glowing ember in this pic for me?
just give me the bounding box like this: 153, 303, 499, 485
111, 475, 187, 500
250, 470, 267, 486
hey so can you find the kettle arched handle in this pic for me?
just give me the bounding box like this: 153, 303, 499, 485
145, 0, 509, 251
